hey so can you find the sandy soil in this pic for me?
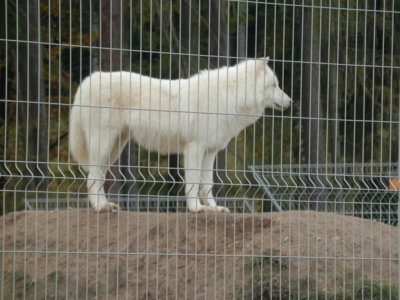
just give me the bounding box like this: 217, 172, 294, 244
0, 210, 398, 299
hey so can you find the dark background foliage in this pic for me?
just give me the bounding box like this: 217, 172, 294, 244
0, 0, 399, 214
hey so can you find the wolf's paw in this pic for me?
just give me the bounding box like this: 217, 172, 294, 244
189, 204, 230, 213
95, 202, 119, 213
212, 205, 230, 213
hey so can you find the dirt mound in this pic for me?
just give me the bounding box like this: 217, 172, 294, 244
1, 210, 398, 299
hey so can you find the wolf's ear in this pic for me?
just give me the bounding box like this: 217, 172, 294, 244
255, 58, 268, 74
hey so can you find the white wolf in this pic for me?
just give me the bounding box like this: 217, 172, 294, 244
69, 58, 292, 212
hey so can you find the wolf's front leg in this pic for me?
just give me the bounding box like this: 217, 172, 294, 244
184, 143, 205, 212
199, 150, 230, 213
184, 143, 229, 213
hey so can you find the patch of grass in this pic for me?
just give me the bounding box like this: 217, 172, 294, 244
297, 279, 399, 300
235, 249, 291, 300
234, 254, 399, 300
353, 279, 398, 300
0, 270, 100, 299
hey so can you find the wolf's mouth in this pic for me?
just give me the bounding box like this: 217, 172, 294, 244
273, 103, 286, 110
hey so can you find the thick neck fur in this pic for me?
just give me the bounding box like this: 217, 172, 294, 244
186, 59, 267, 115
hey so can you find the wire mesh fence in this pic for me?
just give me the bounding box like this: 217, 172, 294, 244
1, 0, 399, 299
250, 163, 399, 225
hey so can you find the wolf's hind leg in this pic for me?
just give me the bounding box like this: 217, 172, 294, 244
86, 128, 128, 212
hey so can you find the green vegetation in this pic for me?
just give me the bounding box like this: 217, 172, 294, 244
237, 251, 399, 299
0, 0, 399, 214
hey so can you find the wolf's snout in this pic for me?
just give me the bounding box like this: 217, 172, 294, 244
283, 95, 292, 109
274, 93, 292, 110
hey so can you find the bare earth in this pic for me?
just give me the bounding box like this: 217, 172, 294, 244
0, 210, 398, 299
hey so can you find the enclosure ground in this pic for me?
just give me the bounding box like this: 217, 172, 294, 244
1, 210, 398, 299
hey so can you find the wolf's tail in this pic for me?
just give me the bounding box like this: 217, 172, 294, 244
69, 104, 89, 172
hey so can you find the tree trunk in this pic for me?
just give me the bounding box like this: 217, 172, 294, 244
93, 0, 138, 198
328, 17, 345, 212
180, 0, 200, 77
209, 0, 229, 198
393, 2, 400, 73
18, 0, 48, 192
300, 6, 326, 211
209, 0, 229, 68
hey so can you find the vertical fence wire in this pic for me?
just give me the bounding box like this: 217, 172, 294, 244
0, 0, 399, 299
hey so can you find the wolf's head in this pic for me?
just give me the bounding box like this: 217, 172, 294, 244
253, 57, 292, 111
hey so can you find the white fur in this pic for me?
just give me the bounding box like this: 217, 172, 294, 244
69, 58, 292, 212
